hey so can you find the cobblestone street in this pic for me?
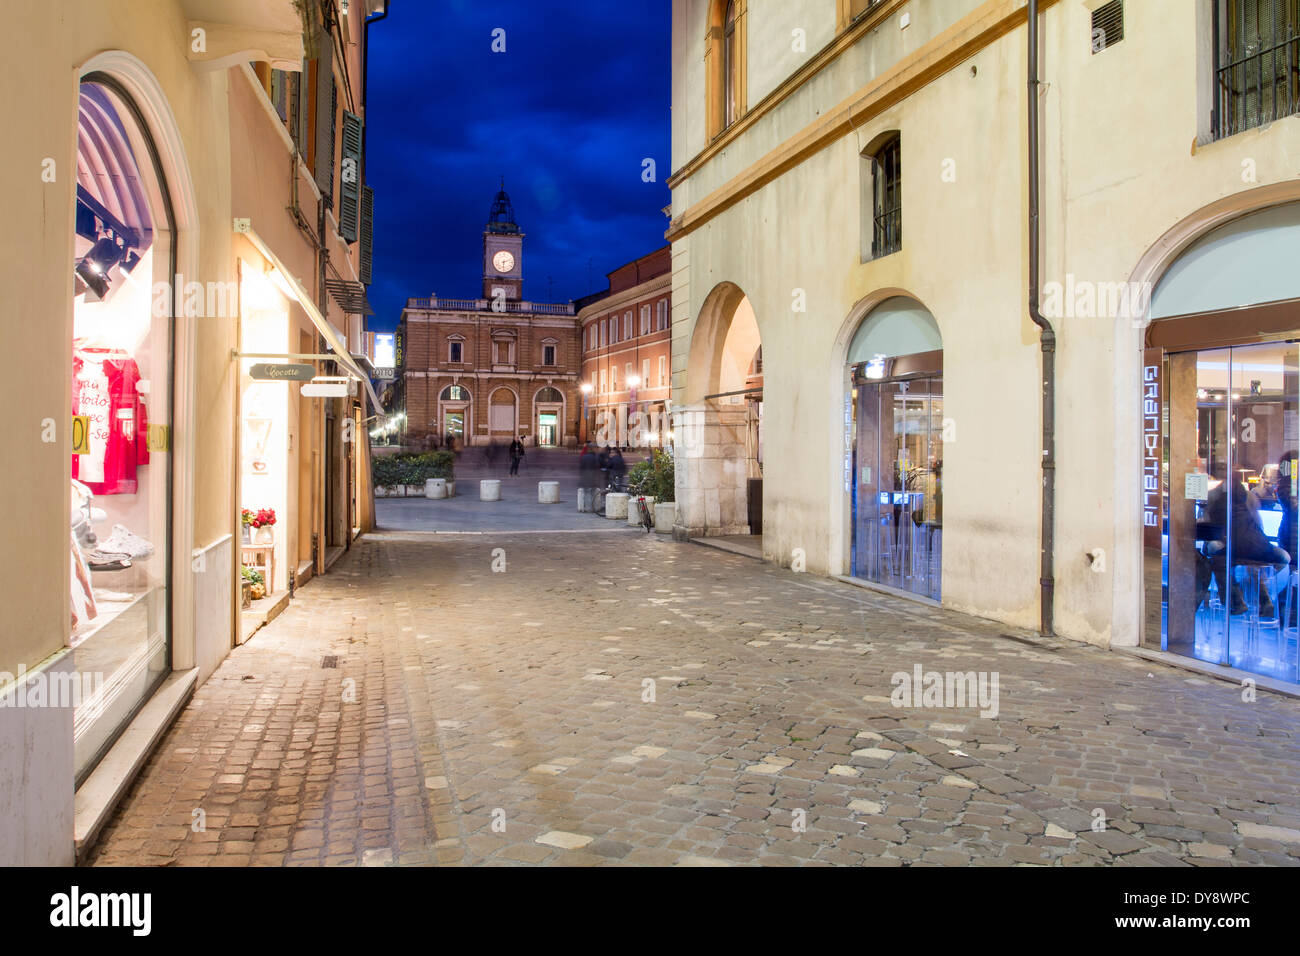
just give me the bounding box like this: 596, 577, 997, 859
88, 530, 1300, 867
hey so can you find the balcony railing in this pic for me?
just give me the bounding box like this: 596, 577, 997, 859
406, 297, 575, 316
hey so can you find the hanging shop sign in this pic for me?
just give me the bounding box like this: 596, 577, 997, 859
250, 363, 315, 382
147, 424, 170, 453
301, 377, 350, 398
72, 415, 90, 455
372, 367, 395, 381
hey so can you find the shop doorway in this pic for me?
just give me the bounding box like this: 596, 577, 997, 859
844, 297, 944, 601
1143, 199, 1300, 685
1156, 343, 1299, 681
537, 413, 558, 446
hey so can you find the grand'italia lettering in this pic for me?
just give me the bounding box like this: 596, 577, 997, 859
1142, 354, 1162, 547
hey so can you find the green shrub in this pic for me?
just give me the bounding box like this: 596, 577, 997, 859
627, 449, 674, 502
372, 450, 455, 488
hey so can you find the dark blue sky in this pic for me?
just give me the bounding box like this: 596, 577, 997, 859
364, 0, 671, 334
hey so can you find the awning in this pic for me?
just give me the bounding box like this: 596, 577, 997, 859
244, 229, 385, 413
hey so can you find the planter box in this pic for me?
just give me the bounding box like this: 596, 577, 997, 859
654, 501, 675, 533
628, 496, 655, 527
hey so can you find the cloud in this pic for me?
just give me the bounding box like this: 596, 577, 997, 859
365, 0, 670, 331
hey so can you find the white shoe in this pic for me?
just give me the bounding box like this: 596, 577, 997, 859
100, 524, 154, 559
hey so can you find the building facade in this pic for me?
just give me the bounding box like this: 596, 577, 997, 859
2, 0, 385, 865
669, 0, 1300, 689
398, 187, 582, 448
577, 247, 675, 448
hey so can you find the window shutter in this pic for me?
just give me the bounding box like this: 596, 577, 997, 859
314, 41, 335, 204
339, 111, 363, 242
359, 185, 374, 284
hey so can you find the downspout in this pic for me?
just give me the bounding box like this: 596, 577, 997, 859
361, 1, 390, 188
1027, 0, 1056, 636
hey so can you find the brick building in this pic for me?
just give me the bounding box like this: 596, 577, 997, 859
397, 185, 581, 448
577, 247, 673, 448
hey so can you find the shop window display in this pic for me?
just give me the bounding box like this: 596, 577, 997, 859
69, 80, 172, 783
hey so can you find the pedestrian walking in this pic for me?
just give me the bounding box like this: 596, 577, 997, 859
509, 436, 525, 477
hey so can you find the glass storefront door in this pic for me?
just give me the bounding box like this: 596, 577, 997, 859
537, 412, 558, 446
851, 369, 943, 600
1160, 342, 1300, 682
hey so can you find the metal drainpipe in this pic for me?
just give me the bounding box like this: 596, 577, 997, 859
1027, 0, 1056, 636
361, 1, 390, 188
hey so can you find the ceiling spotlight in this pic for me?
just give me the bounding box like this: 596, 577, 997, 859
75, 235, 128, 300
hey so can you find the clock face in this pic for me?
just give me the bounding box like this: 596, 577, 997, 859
492, 250, 515, 273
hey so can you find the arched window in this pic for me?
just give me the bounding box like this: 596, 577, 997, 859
708, 0, 746, 139
440, 385, 471, 401
536, 386, 563, 404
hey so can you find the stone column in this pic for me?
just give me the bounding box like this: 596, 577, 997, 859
671, 402, 755, 539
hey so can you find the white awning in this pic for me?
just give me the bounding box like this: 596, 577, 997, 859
244, 228, 385, 413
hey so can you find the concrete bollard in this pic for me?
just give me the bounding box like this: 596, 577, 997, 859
628, 496, 655, 526
577, 488, 593, 512
593, 488, 606, 513
425, 478, 448, 499
604, 492, 630, 519
654, 501, 675, 533
538, 481, 560, 504
480, 479, 501, 502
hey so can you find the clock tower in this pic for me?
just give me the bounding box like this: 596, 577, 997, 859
483, 181, 524, 303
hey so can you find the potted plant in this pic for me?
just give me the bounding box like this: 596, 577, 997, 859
241, 564, 265, 604
248, 507, 277, 544
628, 450, 675, 532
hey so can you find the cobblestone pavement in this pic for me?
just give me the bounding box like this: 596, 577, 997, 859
88, 530, 1300, 866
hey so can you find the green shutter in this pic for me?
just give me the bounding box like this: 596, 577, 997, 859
339, 111, 363, 242
359, 185, 374, 285
313, 39, 335, 203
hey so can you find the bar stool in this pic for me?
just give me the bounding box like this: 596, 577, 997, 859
1236, 558, 1282, 663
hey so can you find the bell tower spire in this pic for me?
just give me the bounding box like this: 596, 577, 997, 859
483, 179, 524, 302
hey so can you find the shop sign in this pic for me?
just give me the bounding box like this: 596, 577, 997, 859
72, 415, 90, 455
372, 367, 395, 381
250, 363, 315, 382
301, 382, 349, 398
147, 424, 170, 453
1142, 353, 1162, 547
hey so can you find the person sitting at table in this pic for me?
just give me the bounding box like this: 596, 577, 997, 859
1202, 462, 1290, 617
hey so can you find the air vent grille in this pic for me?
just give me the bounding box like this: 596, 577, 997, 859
1091, 0, 1124, 54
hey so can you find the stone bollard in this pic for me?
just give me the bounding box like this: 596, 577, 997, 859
604, 492, 630, 519
577, 488, 592, 512
593, 488, 606, 513
654, 501, 675, 533
628, 496, 655, 527
480, 479, 501, 502
538, 481, 560, 504
425, 478, 448, 499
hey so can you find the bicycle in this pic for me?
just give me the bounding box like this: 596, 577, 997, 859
634, 494, 654, 533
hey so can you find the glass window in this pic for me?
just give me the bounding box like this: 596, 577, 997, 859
1160, 342, 1300, 682
659, 355, 667, 385
871, 135, 902, 258
723, 0, 737, 127
624, 311, 632, 339
71, 79, 173, 784
1213, 0, 1300, 140
543, 344, 556, 366
449, 340, 462, 363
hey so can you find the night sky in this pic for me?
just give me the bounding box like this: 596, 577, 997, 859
364, 0, 672, 334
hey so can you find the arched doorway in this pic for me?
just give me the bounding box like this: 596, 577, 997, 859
488, 386, 517, 442
676, 282, 763, 538
534, 386, 564, 447
845, 296, 944, 601
439, 384, 471, 450
1141, 200, 1300, 685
